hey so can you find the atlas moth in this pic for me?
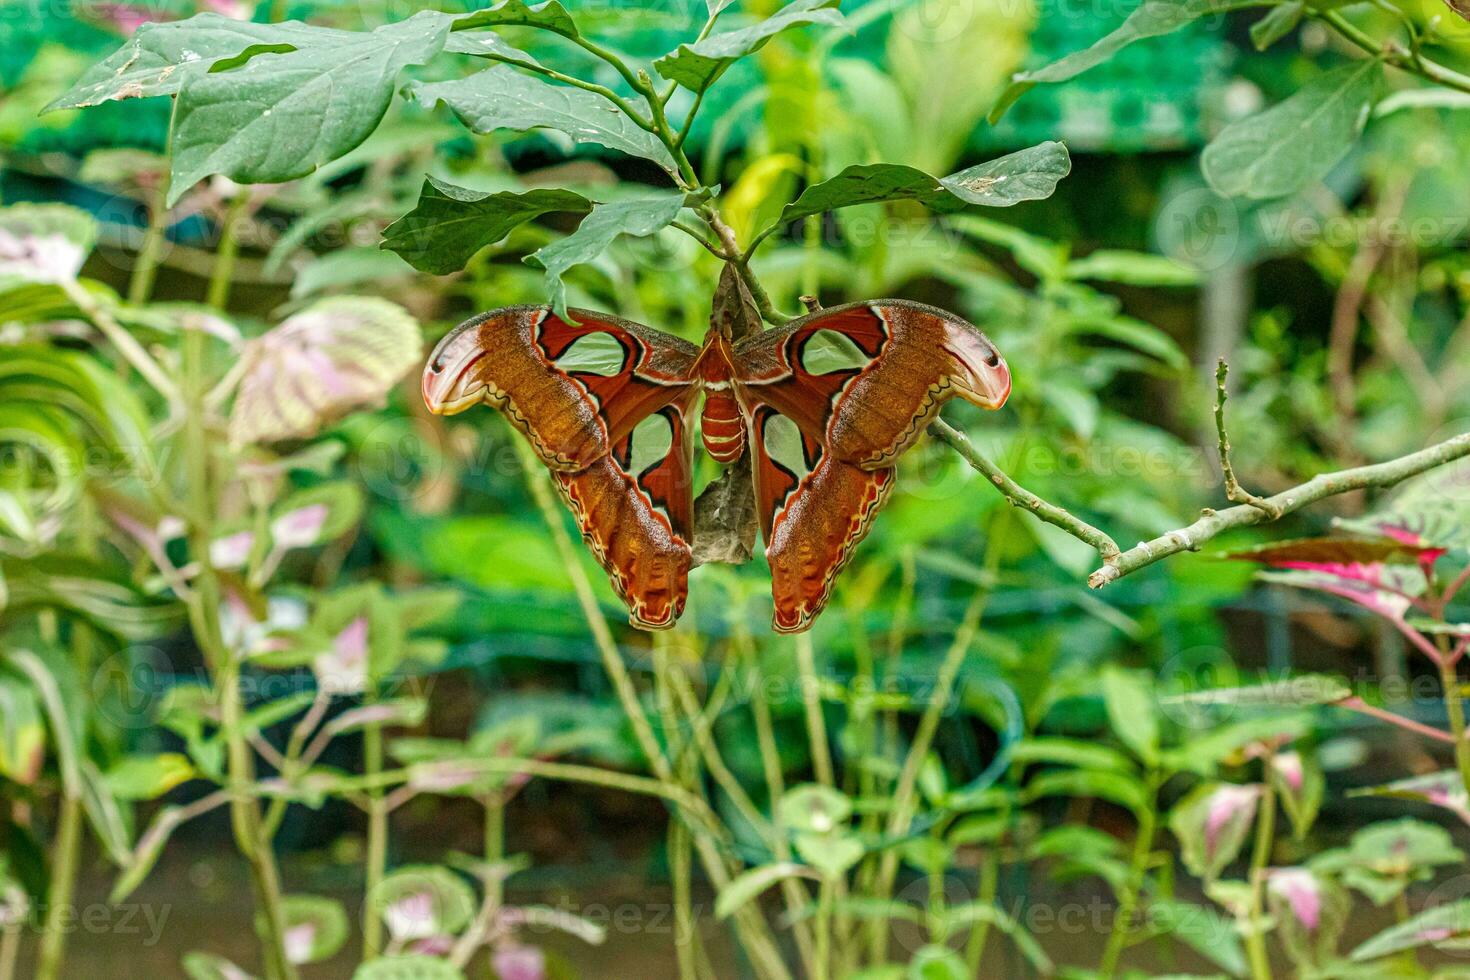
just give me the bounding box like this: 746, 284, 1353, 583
423, 299, 1010, 633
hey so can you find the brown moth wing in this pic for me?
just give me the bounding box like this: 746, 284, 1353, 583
555, 400, 698, 630
733, 300, 1011, 469
746, 401, 894, 633
424, 306, 699, 471
424, 306, 700, 630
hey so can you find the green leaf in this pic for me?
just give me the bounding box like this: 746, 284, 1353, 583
382, 177, 591, 275
183, 952, 258, 980
269, 482, 365, 551
906, 945, 967, 980
1021, 769, 1150, 815
368, 866, 477, 941
104, 753, 196, 801
229, 297, 422, 447
1065, 249, 1199, 286
525, 191, 687, 320
1101, 667, 1160, 766
169, 13, 452, 203
654, 0, 846, 93
715, 862, 814, 920
990, 0, 1257, 121
795, 832, 865, 879
1202, 60, 1383, 201
1250, 0, 1305, 50
277, 895, 349, 965
45, 15, 328, 111
410, 68, 677, 174
1170, 782, 1262, 881
1273, 750, 1324, 841
353, 957, 466, 980
1350, 900, 1470, 961
1148, 899, 1249, 976
935, 903, 1053, 973
1010, 736, 1138, 774
0, 673, 45, 786
1163, 673, 1351, 708
774, 142, 1070, 230
777, 783, 853, 834
0, 204, 96, 288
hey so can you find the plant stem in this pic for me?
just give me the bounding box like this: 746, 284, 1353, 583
735, 627, 819, 976
813, 880, 834, 980
870, 585, 993, 962
930, 419, 1120, 561
794, 631, 833, 786
185, 263, 296, 980
362, 716, 388, 960
669, 815, 699, 980
1091, 431, 1470, 588
0, 915, 18, 980
207, 194, 249, 311
35, 794, 82, 980
483, 796, 505, 911
1244, 771, 1277, 980
512, 438, 793, 980
1319, 9, 1470, 95
1097, 778, 1159, 979
1438, 657, 1470, 795
128, 178, 170, 305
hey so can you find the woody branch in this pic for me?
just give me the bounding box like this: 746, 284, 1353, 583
929, 372, 1470, 590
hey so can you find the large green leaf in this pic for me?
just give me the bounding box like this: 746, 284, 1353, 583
1202, 60, 1383, 201
715, 862, 814, 920
772, 142, 1070, 233
382, 177, 591, 274
1101, 667, 1160, 766
1351, 900, 1470, 960
654, 0, 846, 93
228, 297, 422, 447
0, 204, 96, 288
525, 190, 688, 319
410, 67, 677, 174
45, 15, 330, 111
169, 13, 453, 203
991, 0, 1260, 120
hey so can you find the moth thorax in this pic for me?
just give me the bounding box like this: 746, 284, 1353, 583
700, 390, 745, 463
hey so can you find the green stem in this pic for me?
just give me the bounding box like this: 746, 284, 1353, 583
185, 267, 296, 980
736, 628, 819, 976
813, 880, 834, 980
513, 439, 792, 980
0, 914, 18, 980
963, 843, 1002, 972
669, 816, 699, 980
794, 631, 833, 786
483, 796, 505, 910
1244, 767, 1278, 980
362, 718, 388, 961
35, 794, 82, 980
207, 194, 249, 311
128, 180, 170, 305
1318, 10, 1470, 95
1438, 657, 1470, 795
1097, 778, 1159, 979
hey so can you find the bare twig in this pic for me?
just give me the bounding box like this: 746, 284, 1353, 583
1089, 431, 1470, 589
1214, 359, 1281, 518
930, 419, 1121, 561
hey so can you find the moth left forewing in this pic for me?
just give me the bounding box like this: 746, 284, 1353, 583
425, 306, 700, 631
